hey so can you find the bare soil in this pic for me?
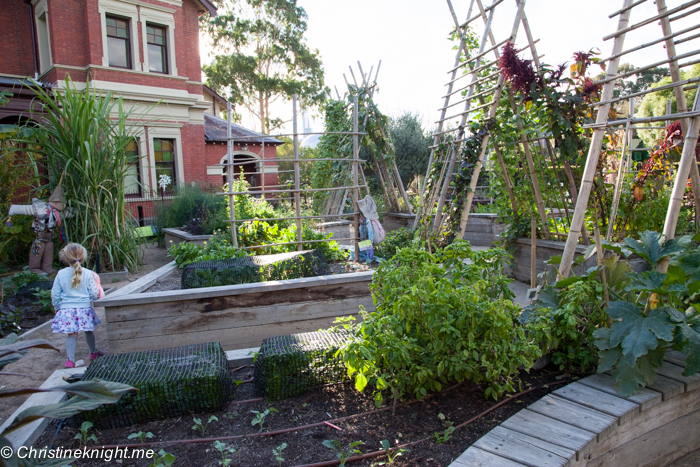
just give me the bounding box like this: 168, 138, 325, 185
37, 365, 570, 467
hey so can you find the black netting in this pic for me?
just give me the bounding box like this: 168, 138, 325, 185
72, 342, 234, 429
253, 330, 351, 401
181, 249, 327, 289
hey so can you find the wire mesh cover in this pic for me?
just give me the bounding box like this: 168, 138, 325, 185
72, 342, 234, 429
254, 330, 351, 401
181, 249, 327, 289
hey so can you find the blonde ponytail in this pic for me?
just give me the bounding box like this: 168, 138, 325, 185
59, 243, 88, 289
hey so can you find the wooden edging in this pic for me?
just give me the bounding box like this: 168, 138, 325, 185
96, 270, 375, 307
449, 350, 700, 467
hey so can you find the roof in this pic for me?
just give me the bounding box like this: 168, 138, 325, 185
203, 85, 227, 105
195, 0, 217, 17
204, 113, 284, 145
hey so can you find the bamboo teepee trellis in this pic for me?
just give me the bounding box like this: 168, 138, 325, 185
416, 0, 558, 240
559, 0, 700, 277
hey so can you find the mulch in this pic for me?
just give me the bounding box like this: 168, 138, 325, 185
37, 365, 576, 467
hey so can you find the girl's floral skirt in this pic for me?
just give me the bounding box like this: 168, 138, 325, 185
52, 307, 101, 334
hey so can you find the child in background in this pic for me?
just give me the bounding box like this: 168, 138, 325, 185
51, 243, 105, 368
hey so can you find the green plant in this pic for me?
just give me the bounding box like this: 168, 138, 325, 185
376, 439, 409, 465
74, 421, 98, 446
148, 449, 176, 467
433, 413, 455, 444
373, 227, 417, 260
272, 442, 288, 466
155, 183, 227, 237
19, 77, 143, 272
340, 241, 541, 403
214, 440, 237, 467
0, 334, 135, 466
33, 288, 53, 313
192, 415, 218, 436
251, 407, 278, 432
594, 231, 700, 396
168, 230, 249, 268
322, 439, 364, 467
128, 431, 154, 443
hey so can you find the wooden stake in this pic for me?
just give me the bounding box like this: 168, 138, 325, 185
530, 216, 537, 288
227, 101, 238, 247
353, 95, 360, 262
607, 99, 633, 241
293, 95, 303, 251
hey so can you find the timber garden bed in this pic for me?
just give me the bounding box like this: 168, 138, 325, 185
37, 364, 566, 467
96, 261, 376, 354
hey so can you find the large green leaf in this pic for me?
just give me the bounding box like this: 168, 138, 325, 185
603, 256, 632, 292
679, 322, 700, 376
0, 340, 59, 361
623, 231, 684, 266
3, 380, 134, 433
607, 302, 674, 365
625, 271, 667, 294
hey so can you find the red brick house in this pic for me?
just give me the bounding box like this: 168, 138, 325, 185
0, 0, 280, 222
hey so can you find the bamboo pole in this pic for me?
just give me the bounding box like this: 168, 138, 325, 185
657, 0, 700, 229
493, 145, 518, 212
559, 0, 634, 279
607, 100, 633, 241
227, 101, 238, 247
659, 86, 700, 272
292, 95, 303, 251
353, 95, 360, 262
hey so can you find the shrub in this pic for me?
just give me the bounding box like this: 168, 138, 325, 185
168, 230, 248, 268
340, 241, 542, 403
155, 184, 227, 236
373, 227, 417, 260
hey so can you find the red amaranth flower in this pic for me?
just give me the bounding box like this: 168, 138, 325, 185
498, 42, 540, 98
581, 78, 602, 102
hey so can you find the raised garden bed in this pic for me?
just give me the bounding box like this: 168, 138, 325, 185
162, 227, 211, 246
96, 262, 375, 354
508, 238, 596, 283
37, 365, 566, 466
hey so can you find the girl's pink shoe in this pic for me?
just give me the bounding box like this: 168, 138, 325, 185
64, 360, 75, 368
90, 350, 104, 360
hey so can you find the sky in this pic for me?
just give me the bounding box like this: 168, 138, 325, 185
200, 0, 699, 134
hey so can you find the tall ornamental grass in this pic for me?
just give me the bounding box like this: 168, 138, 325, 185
23, 77, 142, 272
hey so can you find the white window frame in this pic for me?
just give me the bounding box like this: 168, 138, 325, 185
140, 9, 178, 76
33, 0, 53, 74
98, 0, 140, 70
147, 127, 184, 191
124, 132, 148, 197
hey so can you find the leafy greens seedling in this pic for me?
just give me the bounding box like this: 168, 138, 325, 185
192, 415, 218, 436
74, 421, 98, 445
272, 442, 287, 466
322, 439, 364, 467
214, 440, 236, 467
434, 413, 455, 444
251, 407, 278, 432
128, 431, 154, 443
148, 449, 176, 467
374, 439, 410, 465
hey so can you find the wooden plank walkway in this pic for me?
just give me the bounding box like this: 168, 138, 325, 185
448, 351, 700, 467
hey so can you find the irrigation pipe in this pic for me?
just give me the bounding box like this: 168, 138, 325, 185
292, 379, 571, 467
88, 382, 464, 451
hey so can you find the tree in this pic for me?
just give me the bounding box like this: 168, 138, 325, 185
637, 64, 699, 147
595, 64, 670, 99
202, 0, 327, 134
389, 112, 431, 187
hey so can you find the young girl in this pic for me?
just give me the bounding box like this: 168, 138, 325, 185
51, 243, 105, 368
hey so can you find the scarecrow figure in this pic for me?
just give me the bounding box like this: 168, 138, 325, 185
8, 185, 66, 276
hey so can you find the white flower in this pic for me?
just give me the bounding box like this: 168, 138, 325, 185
158, 174, 172, 190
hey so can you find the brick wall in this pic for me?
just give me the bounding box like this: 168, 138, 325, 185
0, 1, 35, 77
